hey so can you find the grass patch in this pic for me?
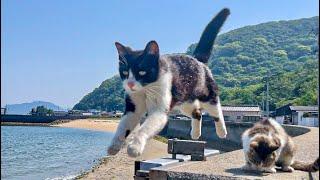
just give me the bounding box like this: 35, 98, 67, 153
153, 135, 168, 144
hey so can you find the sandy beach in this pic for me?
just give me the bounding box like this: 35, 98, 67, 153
54, 119, 168, 179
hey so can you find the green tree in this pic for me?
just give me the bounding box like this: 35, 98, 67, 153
73, 16, 319, 111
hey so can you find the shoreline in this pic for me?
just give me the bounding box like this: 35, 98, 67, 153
54, 119, 168, 180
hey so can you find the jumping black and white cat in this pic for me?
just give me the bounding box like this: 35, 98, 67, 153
108, 8, 230, 157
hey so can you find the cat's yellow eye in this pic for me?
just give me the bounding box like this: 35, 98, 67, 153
139, 71, 146, 76
123, 71, 129, 75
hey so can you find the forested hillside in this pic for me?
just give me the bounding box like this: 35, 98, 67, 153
73, 16, 319, 111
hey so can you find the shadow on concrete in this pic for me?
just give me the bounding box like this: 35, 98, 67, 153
224, 167, 268, 178
225, 166, 309, 178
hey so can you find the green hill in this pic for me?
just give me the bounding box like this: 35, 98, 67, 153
73, 16, 319, 111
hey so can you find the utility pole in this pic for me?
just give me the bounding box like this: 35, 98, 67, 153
266, 74, 270, 118
261, 93, 265, 112
316, 29, 319, 122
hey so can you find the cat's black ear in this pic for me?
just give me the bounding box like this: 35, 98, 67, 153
115, 42, 128, 57
144, 40, 159, 55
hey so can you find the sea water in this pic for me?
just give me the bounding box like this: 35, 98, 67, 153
1, 126, 114, 180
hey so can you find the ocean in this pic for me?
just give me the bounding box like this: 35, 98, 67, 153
1, 126, 114, 180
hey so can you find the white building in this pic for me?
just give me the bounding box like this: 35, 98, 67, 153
53, 110, 68, 116
171, 105, 261, 122
222, 105, 261, 122
274, 104, 318, 127
290, 106, 318, 127
82, 112, 93, 116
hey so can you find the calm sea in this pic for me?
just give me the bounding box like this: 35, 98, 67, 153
1, 126, 114, 180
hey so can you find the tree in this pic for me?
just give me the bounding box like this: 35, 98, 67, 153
30, 106, 54, 116
73, 16, 319, 110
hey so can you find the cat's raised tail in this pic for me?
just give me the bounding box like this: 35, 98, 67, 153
193, 8, 230, 63
291, 157, 319, 172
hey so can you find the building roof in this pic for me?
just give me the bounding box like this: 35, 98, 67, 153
53, 110, 67, 112
222, 106, 260, 112
289, 106, 318, 112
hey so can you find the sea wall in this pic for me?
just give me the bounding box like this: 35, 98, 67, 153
1, 115, 89, 123
163, 117, 310, 152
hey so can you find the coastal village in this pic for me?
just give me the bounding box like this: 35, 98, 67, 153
1, 103, 319, 127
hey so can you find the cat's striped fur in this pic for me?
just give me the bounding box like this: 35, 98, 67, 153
242, 118, 319, 173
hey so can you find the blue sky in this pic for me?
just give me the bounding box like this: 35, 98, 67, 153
1, 0, 319, 108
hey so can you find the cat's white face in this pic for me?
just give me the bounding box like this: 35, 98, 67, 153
122, 70, 144, 93
115, 41, 160, 94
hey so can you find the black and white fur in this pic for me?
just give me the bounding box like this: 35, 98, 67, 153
108, 8, 230, 157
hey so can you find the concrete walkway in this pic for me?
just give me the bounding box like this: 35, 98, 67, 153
150, 127, 319, 180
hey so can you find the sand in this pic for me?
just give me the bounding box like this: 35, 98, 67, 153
53, 119, 120, 132
53, 119, 168, 180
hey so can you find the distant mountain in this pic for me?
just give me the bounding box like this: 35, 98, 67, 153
74, 16, 319, 111
5, 101, 66, 115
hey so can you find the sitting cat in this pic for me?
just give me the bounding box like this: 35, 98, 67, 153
108, 8, 230, 157
242, 118, 319, 173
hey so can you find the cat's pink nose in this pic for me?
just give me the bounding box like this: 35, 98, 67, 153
127, 82, 135, 89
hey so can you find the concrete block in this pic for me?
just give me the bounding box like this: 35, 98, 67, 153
168, 139, 206, 155
204, 149, 220, 157
139, 158, 180, 171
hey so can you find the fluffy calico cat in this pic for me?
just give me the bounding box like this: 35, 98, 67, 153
107, 8, 230, 157
242, 118, 319, 173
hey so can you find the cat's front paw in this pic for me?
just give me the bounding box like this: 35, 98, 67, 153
107, 137, 124, 155
127, 137, 146, 157
282, 166, 294, 172
107, 144, 121, 155
264, 167, 277, 173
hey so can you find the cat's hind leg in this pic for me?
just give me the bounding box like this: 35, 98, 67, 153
191, 108, 202, 140
179, 100, 202, 140
201, 97, 227, 138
